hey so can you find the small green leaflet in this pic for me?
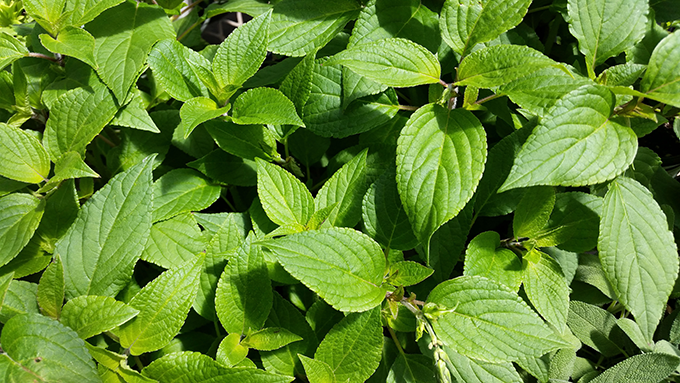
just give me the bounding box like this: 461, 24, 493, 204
567, 0, 648, 78
396, 104, 486, 247
214, 10, 272, 89
58, 156, 154, 298
0, 32, 28, 71
87, 0, 175, 102
205, 120, 279, 161
268, 0, 361, 57
315, 308, 383, 383
0, 193, 44, 268
280, 53, 315, 113
0, 123, 50, 183
261, 228, 387, 312
142, 213, 207, 269
22, 0, 65, 35
463, 231, 523, 292
599, 176, 678, 342
566, 293, 625, 357
256, 159, 314, 226
456, 45, 563, 88
242, 327, 303, 351
37, 257, 64, 319
117, 254, 204, 355
440, 0, 532, 56
536, 192, 603, 252
523, 249, 570, 333
62, 0, 125, 27
427, 276, 569, 363
215, 234, 272, 335
232, 87, 304, 127
589, 353, 680, 383
640, 31, 680, 108
299, 355, 336, 383
0, 280, 39, 323
1, 313, 99, 382
499, 85, 637, 191
217, 333, 249, 367
387, 261, 433, 287
39, 151, 99, 193
142, 351, 294, 383
110, 90, 160, 133
177, 98, 231, 139
205, 0, 273, 18
387, 353, 436, 383
39, 27, 97, 68
325, 38, 440, 87
444, 346, 521, 383
513, 186, 555, 239
147, 39, 212, 102
152, 168, 222, 223
60, 295, 139, 339
341, 67, 387, 110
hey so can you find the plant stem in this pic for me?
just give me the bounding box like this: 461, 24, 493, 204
473, 93, 502, 105
177, 19, 202, 41
527, 5, 551, 14
439, 79, 449, 88
171, 0, 204, 21
397, 104, 419, 111
27, 52, 59, 63
387, 326, 405, 355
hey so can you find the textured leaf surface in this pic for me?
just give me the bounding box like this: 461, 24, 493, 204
396, 104, 486, 245
40, 27, 96, 68
0, 124, 49, 183
118, 254, 204, 355
257, 159, 314, 226
0, 33, 27, 71
440, 0, 532, 56
205, 119, 279, 161
43, 80, 118, 160
427, 276, 569, 362
0, 280, 38, 323
147, 39, 212, 102
87, 1, 175, 101
242, 327, 303, 351
262, 228, 387, 312
143, 352, 294, 382
216, 235, 272, 335
456, 45, 561, 88
500, 85, 637, 191
214, 10, 271, 88
325, 37, 440, 87
464, 231, 523, 292
22, 0, 65, 34
640, 31, 680, 107
523, 249, 570, 333
299, 355, 336, 383
64, 0, 124, 26
567, 0, 648, 75
513, 186, 555, 239
152, 168, 221, 222
37, 258, 64, 319
176, 98, 230, 139
142, 213, 207, 269
58, 157, 153, 298
599, 176, 678, 341
388, 261, 433, 287
590, 353, 680, 383
445, 347, 522, 383
315, 149, 369, 228
0, 193, 44, 268
232, 87, 304, 126
269, 0, 361, 56
1, 313, 99, 382
538, 192, 602, 252
315, 308, 383, 383
61, 295, 139, 339
567, 301, 623, 357
387, 353, 436, 383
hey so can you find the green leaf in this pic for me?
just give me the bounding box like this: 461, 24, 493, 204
37, 257, 64, 319
87, 0, 175, 102
205, 119, 279, 161
499, 85, 637, 191
456, 45, 562, 88
43, 79, 119, 160
302, 59, 399, 138
523, 249, 570, 333
299, 355, 336, 383
0, 33, 28, 71
142, 351, 294, 383
39, 151, 99, 193
58, 156, 154, 298
599, 176, 678, 342
22, 0, 65, 35
147, 39, 212, 102
0, 123, 50, 183
142, 213, 207, 269
0, 193, 44, 268
216, 333, 249, 367
440, 0, 532, 56
216, 234, 272, 335
315, 149, 369, 228
617, 317, 653, 352
341, 67, 387, 110
214, 10, 272, 88
176, 97, 231, 139
61, 295, 139, 339
640, 31, 680, 108
117, 254, 204, 355
188, 149, 258, 187
110, 90, 159, 133
536, 192, 603, 252
444, 346, 521, 383
256, 159, 314, 226
463, 231, 523, 292
261, 228, 387, 312
590, 353, 680, 383
242, 327, 303, 351
567, 0, 648, 77
396, 104, 486, 246
63, 0, 125, 26
387, 261, 433, 287
350, 0, 440, 53
427, 275, 569, 362
152, 168, 221, 223
0, 280, 39, 323
280, 53, 315, 114
232, 87, 304, 127
325, 38, 440, 87
1, 313, 99, 382
40, 27, 96, 68
315, 308, 383, 383
387, 353, 436, 383
513, 186, 555, 239
566, 301, 622, 357
362, 167, 418, 250
269, 0, 361, 57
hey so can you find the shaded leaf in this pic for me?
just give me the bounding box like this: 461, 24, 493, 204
61, 295, 139, 339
